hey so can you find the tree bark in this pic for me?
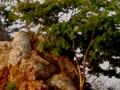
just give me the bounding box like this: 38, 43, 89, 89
0, 19, 10, 41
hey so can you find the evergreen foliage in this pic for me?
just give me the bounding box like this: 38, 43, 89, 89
0, 0, 19, 33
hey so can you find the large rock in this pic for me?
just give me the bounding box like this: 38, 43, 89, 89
46, 74, 77, 90
8, 31, 31, 65
0, 31, 78, 90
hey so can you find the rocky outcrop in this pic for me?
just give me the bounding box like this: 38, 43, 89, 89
0, 31, 78, 90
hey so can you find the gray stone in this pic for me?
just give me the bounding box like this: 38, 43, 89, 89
8, 31, 31, 65
46, 74, 77, 90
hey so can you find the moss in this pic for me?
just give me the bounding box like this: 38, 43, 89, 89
7, 82, 16, 90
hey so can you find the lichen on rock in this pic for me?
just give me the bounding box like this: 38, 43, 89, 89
8, 31, 31, 65
46, 74, 77, 90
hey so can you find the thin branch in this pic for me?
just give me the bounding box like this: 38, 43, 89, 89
72, 40, 80, 89
87, 62, 100, 80
94, 82, 100, 90
7, 26, 25, 33
90, 65, 111, 85
83, 32, 95, 78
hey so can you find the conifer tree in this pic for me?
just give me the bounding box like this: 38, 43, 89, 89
4, 0, 120, 89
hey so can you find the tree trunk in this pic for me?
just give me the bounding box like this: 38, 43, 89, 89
0, 19, 10, 41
